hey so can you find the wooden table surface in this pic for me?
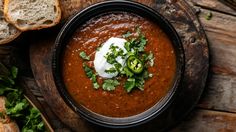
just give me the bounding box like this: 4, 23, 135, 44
172, 0, 236, 131
0, 0, 236, 131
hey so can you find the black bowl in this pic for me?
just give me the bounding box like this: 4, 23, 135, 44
52, 0, 184, 128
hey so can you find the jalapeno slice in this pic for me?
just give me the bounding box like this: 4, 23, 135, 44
127, 55, 144, 74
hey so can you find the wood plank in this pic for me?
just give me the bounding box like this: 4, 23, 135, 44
172, 109, 236, 132
198, 9, 236, 75
192, 8, 236, 112
190, 0, 236, 16
198, 74, 236, 112
199, 9, 236, 39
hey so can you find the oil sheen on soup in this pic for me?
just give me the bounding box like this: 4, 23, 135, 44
62, 12, 176, 117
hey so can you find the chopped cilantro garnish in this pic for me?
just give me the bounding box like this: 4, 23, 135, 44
105, 44, 126, 65
124, 78, 135, 93
124, 41, 131, 52
122, 31, 131, 38
147, 52, 154, 66
79, 51, 90, 60
137, 35, 147, 52
83, 63, 100, 89
83, 63, 93, 78
83, 27, 155, 93
105, 67, 117, 74
135, 77, 145, 91
102, 79, 120, 91
121, 67, 134, 77
93, 82, 100, 89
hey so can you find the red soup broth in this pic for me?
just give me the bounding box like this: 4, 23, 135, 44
62, 12, 176, 117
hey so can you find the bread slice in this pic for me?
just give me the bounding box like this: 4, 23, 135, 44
0, 0, 21, 45
0, 97, 20, 132
4, 0, 61, 31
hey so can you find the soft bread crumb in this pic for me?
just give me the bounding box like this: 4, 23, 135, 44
4, 0, 61, 31
0, 0, 21, 45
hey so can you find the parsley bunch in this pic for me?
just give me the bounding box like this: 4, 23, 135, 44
0, 63, 45, 132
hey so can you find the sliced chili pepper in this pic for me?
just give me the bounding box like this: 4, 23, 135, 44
127, 55, 144, 74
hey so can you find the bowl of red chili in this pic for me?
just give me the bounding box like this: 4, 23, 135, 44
52, 0, 184, 128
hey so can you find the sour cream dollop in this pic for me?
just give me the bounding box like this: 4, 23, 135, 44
94, 37, 127, 78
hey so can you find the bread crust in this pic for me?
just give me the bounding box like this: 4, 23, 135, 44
0, 121, 20, 132
0, 96, 20, 132
0, 29, 21, 45
3, 0, 62, 31
0, 0, 21, 45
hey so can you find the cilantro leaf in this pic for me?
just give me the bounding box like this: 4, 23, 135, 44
0, 85, 16, 95
11, 66, 18, 79
0, 63, 46, 131
83, 64, 100, 89
22, 108, 45, 132
105, 54, 117, 64
93, 82, 100, 89
105, 67, 117, 74
83, 63, 93, 78
6, 99, 29, 117
91, 74, 99, 89
124, 42, 131, 52
135, 77, 145, 91
105, 45, 125, 65
121, 67, 134, 77
124, 78, 135, 93
79, 51, 90, 60
0, 75, 15, 85
102, 79, 120, 91
122, 31, 131, 38
147, 52, 154, 66
137, 35, 147, 52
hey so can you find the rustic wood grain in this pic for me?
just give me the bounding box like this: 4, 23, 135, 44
190, 0, 236, 16
191, 7, 236, 113
59, 0, 156, 20
172, 109, 236, 132
198, 74, 236, 113
197, 9, 236, 76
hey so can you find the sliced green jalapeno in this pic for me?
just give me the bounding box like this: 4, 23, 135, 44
127, 55, 144, 74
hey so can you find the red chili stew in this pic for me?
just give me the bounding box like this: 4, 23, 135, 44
62, 12, 176, 117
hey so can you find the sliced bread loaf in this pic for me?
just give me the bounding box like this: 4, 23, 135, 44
0, 0, 21, 45
4, 0, 61, 31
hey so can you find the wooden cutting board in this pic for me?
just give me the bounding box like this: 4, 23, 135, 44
29, 0, 209, 131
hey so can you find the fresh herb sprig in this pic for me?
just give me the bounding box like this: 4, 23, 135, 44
79, 51, 90, 60
82, 63, 99, 89
79, 51, 100, 89
120, 28, 154, 92
102, 79, 120, 91
80, 27, 155, 93
0, 63, 45, 132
